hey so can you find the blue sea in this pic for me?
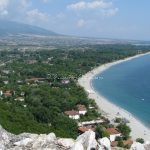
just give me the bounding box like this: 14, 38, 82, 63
92, 54, 150, 128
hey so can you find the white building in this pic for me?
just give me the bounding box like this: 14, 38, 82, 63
0, 90, 3, 96
106, 128, 121, 142
77, 104, 87, 115
15, 97, 25, 102
64, 110, 80, 120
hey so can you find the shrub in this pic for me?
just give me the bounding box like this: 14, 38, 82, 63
136, 138, 144, 144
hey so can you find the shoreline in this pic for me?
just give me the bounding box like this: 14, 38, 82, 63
78, 52, 150, 141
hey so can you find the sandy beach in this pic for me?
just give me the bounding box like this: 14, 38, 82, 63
78, 52, 150, 141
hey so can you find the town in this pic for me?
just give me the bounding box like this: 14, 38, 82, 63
0, 44, 149, 149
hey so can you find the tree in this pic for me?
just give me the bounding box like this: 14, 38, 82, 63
115, 136, 123, 141
102, 131, 110, 138
117, 140, 124, 147
117, 123, 131, 140
95, 125, 109, 139
95, 125, 104, 139
32, 107, 51, 123
52, 115, 78, 139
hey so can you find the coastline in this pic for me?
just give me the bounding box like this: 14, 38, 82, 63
78, 52, 150, 141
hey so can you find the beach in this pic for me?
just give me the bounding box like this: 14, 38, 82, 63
78, 52, 150, 141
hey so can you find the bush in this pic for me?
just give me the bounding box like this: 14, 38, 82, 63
115, 136, 123, 141
115, 118, 122, 123
117, 140, 124, 147
136, 138, 144, 144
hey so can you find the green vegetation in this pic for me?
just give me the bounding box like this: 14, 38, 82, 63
115, 118, 122, 123
117, 123, 131, 140
0, 44, 150, 138
117, 140, 124, 147
136, 138, 144, 144
95, 125, 110, 139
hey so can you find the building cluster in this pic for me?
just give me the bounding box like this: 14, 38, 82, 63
64, 104, 134, 148
0, 90, 25, 102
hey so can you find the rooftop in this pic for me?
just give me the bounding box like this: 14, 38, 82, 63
78, 126, 92, 133
106, 128, 120, 135
64, 110, 79, 116
77, 104, 87, 111
111, 139, 133, 147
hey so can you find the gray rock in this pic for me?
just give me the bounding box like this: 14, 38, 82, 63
14, 138, 33, 146
130, 142, 145, 150
76, 130, 98, 150
98, 137, 111, 150
71, 142, 84, 150
57, 138, 75, 148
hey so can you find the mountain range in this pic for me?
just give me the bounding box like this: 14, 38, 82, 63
0, 20, 58, 37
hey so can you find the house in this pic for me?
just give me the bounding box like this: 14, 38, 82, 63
61, 79, 70, 84
2, 70, 10, 74
78, 126, 91, 133
64, 110, 80, 120
77, 104, 87, 115
78, 119, 104, 126
106, 128, 121, 142
27, 60, 37, 64
111, 141, 118, 147
17, 80, 23, 84
111, 139, 133, 147
123, 139, 133, 147
0, 90, 3, 96
26, 78, 47, 83
15, 97, 24, 102
78, 126, 94, 133
3, 91, 12, 97
3, 81, 9, 85
20, 92, 25, 96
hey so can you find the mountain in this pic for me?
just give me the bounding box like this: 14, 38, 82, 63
0, 20, 58, 37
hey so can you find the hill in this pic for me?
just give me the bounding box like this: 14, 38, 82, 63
0, 20, 58, 37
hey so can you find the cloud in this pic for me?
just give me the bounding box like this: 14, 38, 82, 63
0, 0, 9, 16
104, 8, 118, 16
67, 0, 112, 10
20, 0, 32, 10
77, 19, 86, 28
26, 9, 49, 24
42, 0, 49, 3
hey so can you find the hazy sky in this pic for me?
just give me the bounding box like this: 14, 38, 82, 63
0, 0, 150, 40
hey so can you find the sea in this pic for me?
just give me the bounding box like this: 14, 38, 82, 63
92, 54, 150, 128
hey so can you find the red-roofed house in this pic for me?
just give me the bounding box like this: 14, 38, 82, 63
77, 104, 87, 115
4, 91, 13, 97
64, 110, 80, 120
78, 125, 95, 133
78, 126, 91, 133
111, 141, 118, 147
106, 128, 121, 142
123, 139, 133, 147
111, 139, 133, 147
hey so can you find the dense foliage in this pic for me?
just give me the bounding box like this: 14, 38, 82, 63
0, 44, 150, 138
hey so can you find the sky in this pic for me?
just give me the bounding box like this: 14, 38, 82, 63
0, 0, 150, 40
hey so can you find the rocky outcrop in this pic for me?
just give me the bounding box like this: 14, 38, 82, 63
0, 126, 98, 150
75, 130, 97, 150
130, 142, 145, 150
98, 137, 111, 150
0, 125, 150, 150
